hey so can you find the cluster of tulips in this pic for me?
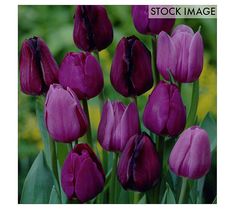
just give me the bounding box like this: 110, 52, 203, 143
19, 5, 211, 204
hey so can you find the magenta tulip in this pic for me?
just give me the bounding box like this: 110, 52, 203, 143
98, 100, 140, 152
110, 36, 153, 97
73, 5, 113, 51
131, 5, 175, 35
157, 24, 204, 83
117, 133, 161, 192
59, 52, 104, 100
61, 143, 105, 202
169, 126, 211, 179
44, 84, 88, 143
143, 81, 186, 136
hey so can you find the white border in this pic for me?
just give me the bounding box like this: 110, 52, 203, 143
1, 0, 234, 208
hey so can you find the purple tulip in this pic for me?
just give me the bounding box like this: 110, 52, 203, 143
169, 126, 211, 179
73, 5, 113, 52
157, 24, 204, 83
98, 100, 140, 152
61, 143, 105, 202
131, 5, 175, 35
117, 132, 161, 192
19, 36, 59, 95
59, 52, 104, 100
143, 81, 186, 136
44, 84, 88, 143
110, 36, 153, 97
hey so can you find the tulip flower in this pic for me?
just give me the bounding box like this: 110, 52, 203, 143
157, 24, 204, 83
110, 36, 153, 97
169, 126, 211, 179
73, 5, 113, 51
19, 36, 59, 95
44, 84, 88, 143
131, 5, 175, 35
143, 81, 186, 136
98, 100, 140, 152
59, 52, 104, 100
117, 132, 161, 192
61, 143, 105, 202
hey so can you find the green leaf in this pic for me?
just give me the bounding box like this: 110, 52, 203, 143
21, 151, 53, 203
138, 194, 146, 204
35, 96, 51, 167
200, 112, 217, 152
49, 186, 61, 204
161, 183, 176, 204
186, 80, 199, 128
196, 176, 206, 204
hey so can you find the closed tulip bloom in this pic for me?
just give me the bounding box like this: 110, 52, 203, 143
44, 84, 88, 143
143, 81, 186, 136
73, 5, 113, 51
117, 132, 161, 192
98, 100, 140, 152
110, 36, 153, 97
157, 24, 204, 83
59, 52, 104, 100
61, 143, 105, 202
19, 36, 59, 95
169, 126, 211, 179
131, 5, 175, 35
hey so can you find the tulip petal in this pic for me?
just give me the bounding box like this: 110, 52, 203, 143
157, 32, 177, 80
131, 40, 153, 95
132, 6, 149, 34
188, 32, 204, 82
75, 153, 105, 202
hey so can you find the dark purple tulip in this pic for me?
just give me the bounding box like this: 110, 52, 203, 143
61, 143, 105, 202
110, 36, 153, 97
98, 100, 140, 152
73, 5, 113, 52
131, 5, 175, 35
44, 84, 88, 143
59, 52, 104, 100
157, 24, 204, 83
169, 126, 211, 179
19, 36, 59, 95
143, 81, 186, 136
117, 132, 161, 192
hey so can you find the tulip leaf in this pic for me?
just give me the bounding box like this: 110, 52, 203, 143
161, 183, 176, 204
49, 186, 61, 204
20, 151, 53, 203
196, 176, 206, 203
35, 96, 51, 167
200, 112, 217, 152
138, 194, 146, 204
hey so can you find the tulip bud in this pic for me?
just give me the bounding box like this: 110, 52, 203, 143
59, 52, 104, 100
143, 81, 186, 136
169, 126, 211, 179
19, 36, 59, 95
117, 132, 161, 192
98, 100, 140, 152
131, 5, 175, 35
110, 36, 153, 97
61, 143, 105, 202
44, 84, 88, 143
73, 5, 113, 51
157, 24, 204, 83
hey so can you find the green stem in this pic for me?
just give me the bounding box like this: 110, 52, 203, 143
131, 96, 141, 129
186, 80, 199, 128
49, 139, 60, 194
178, 178, 188, 204
151, 35, 160, 84
82, 99, 92, 146
154, 135, 165, 203
110, 153, 118, 203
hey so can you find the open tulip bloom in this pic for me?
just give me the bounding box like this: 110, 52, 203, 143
19, 5, 216, 205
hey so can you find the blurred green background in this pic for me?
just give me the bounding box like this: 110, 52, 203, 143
18, 5, 217, 203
